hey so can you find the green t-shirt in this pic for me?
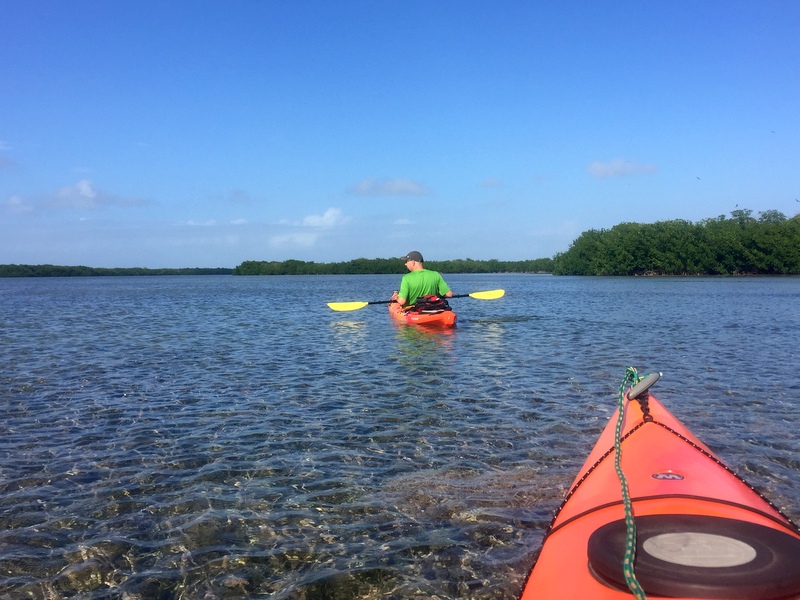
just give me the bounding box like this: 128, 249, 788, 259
398, 269, 451, 306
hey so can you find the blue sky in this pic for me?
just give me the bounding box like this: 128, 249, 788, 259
2, 1, 798, 268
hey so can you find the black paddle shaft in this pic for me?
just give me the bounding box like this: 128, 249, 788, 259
370, 293, 465, 306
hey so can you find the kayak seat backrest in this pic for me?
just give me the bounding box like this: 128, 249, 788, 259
410, 295, 452, 314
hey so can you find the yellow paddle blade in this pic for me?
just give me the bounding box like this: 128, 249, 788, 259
327, 301, 369, 312
468, 289, 505, 300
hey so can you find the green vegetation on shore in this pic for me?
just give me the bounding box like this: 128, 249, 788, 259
232, 257, 553, 275
552, 209, 800, 276
0, 265, 233, 277
0, 259, 552, 278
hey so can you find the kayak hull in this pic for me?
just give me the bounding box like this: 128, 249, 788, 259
388, 302, 457, 328
519, 392, 800, 600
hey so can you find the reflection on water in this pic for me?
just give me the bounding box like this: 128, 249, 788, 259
394, 325, 454, 360
1, 274, 799, 598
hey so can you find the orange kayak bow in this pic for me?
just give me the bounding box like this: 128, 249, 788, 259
519, 371, 800, 600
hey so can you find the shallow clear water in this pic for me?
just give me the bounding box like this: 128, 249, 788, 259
1, 274, 799, 599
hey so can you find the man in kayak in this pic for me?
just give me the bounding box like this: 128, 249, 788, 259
391, 251, 453, 309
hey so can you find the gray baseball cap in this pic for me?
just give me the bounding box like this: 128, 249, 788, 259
400, 251, 424, 262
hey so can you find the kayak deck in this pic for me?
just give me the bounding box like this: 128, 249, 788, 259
519, 372, 800, 600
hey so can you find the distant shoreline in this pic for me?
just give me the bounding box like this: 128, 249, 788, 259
0, 265, 234, 277
2, 263, 796, 278
1, 258, 555, 278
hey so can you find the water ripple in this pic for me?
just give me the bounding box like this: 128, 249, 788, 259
1, 274, 799, 598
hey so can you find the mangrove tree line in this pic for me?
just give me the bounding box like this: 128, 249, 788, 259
552, 209, 800, 276
232, 257, 554, 275
0, 265, 233, 277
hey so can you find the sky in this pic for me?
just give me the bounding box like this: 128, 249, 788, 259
2, 1, 799, 268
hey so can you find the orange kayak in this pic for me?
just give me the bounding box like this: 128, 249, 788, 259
388, 301, 457, 328
519, 373, 800, 600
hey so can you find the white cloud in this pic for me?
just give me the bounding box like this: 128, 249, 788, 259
255, 208, 350, 251
230, 218, 248, 225
394, 218, 414, 225
52, 179, 99, 209
302, 207, 349, 228
587, 158, 657, 179
4, 194, 33, 215
48, 179, 148, 210
349, 178, 430, 196
269, 232, 319, 248
4, 181, 141, 217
